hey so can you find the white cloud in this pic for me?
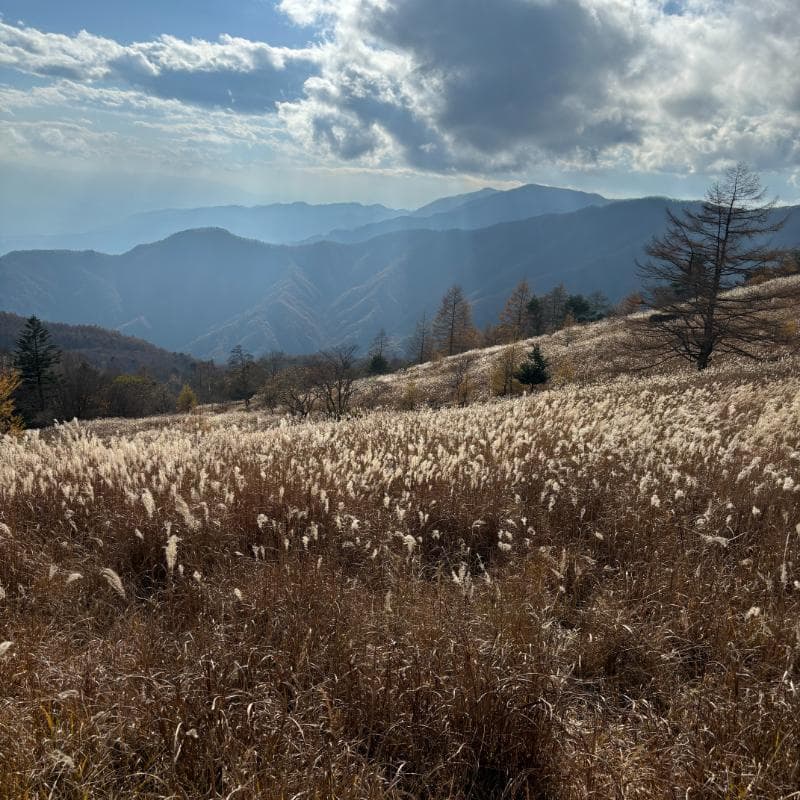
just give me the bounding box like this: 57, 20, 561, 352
0, 23, 123, 80
0, 21, 317, 112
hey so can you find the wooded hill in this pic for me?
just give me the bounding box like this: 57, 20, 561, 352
0, 312, 199, 382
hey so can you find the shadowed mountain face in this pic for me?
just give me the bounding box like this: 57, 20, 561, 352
2, 198, 798, 360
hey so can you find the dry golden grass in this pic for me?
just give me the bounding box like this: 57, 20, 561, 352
366, 276, 800, 409
1, 349, 800, 797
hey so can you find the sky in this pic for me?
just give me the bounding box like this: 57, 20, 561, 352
1, 0, 799, 234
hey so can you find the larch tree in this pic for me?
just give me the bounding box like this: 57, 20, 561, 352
406, 312, 434, 365
498, 279, 534, 342
228, 345, 255, 407
630, 163, 795, 370
432, 285, 478, 356
490, 342, 524, 396
0, 368, 24, 436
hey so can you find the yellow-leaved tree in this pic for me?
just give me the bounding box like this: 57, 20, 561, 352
0, 369, 24, 436
176, 383, 199, 413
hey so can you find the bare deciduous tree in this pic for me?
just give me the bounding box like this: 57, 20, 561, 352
261, 366, 316, 417
310, 344, 359, 420
406, 312, 434, 364
630, 163, 795, 370
448, 353, 477, 406
369, 329, 389, 359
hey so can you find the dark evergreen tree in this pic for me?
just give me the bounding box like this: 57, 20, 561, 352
367, 353, 390, 375
526, 295, 545, 336
13, 315, 61, 418
564, 294, 594, 322
514, 345, 550, 387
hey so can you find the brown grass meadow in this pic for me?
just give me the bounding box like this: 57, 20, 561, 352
1, 348, 800, 797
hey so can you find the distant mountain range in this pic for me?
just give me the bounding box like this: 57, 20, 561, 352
0, 201, 404, 255
1, 183, 798, 360
0, 312, 198, 381
301, 183, 610, 244
0, 183, 604, 255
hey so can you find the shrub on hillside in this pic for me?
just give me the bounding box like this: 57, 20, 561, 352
176, 383, 199, 413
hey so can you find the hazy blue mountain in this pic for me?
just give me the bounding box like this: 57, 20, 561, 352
2, 199, 798, 360
0, 201, 405, 255
0, 311, 198, 381
409, 187, 500, 217
303, 183, 611, 244
0, 183, 605, 255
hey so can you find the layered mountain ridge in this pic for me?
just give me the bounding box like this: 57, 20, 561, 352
2, 184, 798, 360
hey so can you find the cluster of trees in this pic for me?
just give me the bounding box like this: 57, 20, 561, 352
225, 332, 408, 421
259, 345, 360, 420
247, 281, 585, 416
413, 163, 799, 384
0, 318, 409, 429
0, 317, 241, 428
405, 282, 612, 364
0, 317, 189, 427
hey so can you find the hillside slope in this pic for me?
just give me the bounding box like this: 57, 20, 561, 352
361, 275, 800, 410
